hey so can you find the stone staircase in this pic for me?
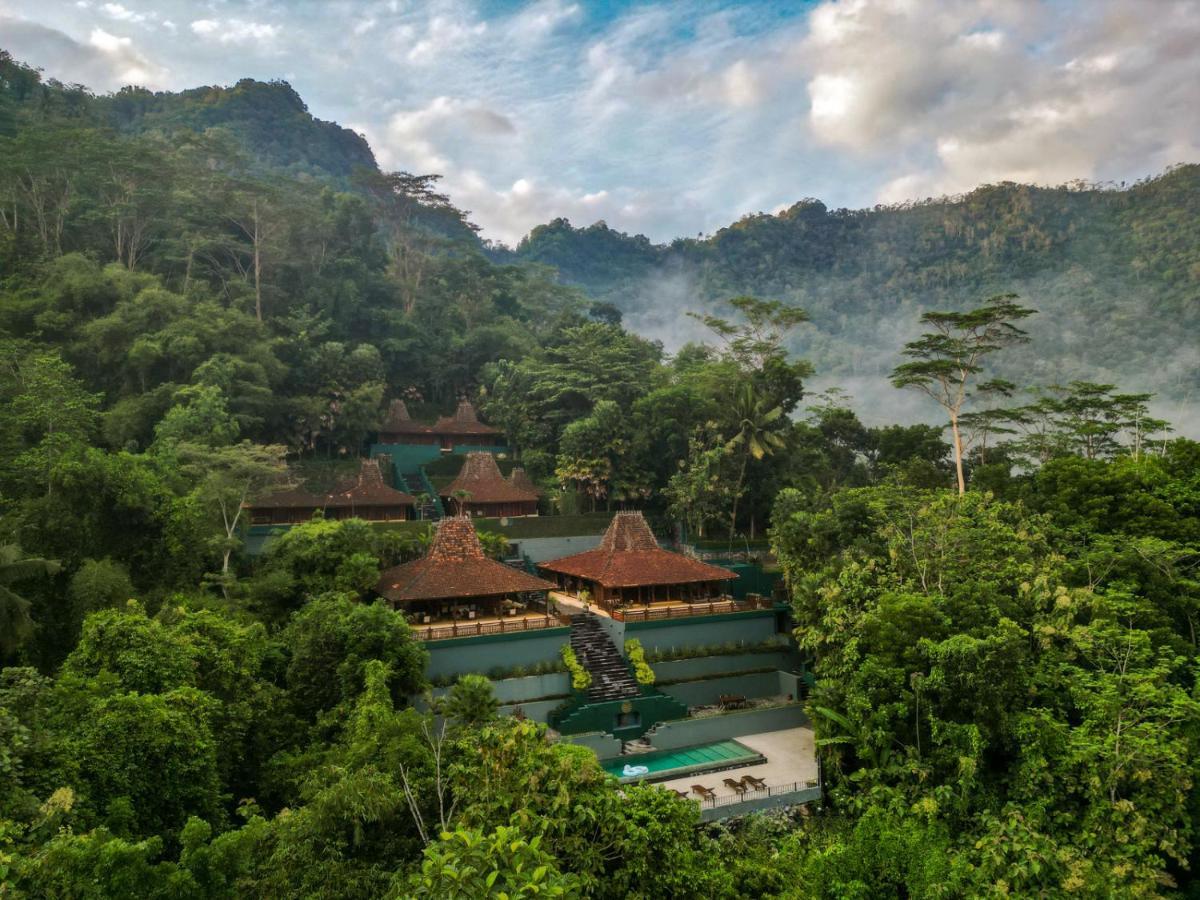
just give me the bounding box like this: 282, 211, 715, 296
403, 467, 444, 520
570, 614, 640, 703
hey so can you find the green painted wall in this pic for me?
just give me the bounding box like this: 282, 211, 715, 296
553, 689, 690, 739
627, 611, 779, 653
424, 628, 571, 679
660, 671, 783, 707
559, 731, 623, 760
652, 650, 798, 682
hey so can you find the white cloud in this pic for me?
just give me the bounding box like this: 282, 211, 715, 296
101, 3, 144, 23
801, 0, 1200, 202
190, 17, 280, 46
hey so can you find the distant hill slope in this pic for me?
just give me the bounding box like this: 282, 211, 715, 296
504, 167, 1200, 422
102, 79, 377, 180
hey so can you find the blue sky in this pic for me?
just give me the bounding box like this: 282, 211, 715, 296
2, 0, 1198, 244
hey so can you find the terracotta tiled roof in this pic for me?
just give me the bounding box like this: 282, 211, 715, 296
441, 453, 540, 504
538, 511, 736, 588
508, 468, 541, 497
328, 459, 416, 507
251, 459, 414, 510
380, 399, 431, 435
376, 516, 554, 602
431, 400, 501, 435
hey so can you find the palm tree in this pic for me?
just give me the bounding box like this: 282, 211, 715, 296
0, 544, 61, 656
725, 384, 786, 541
450, 489, 472, 516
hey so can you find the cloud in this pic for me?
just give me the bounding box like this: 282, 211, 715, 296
801, 0, 1200, 201
100, 3, 145, 24
0, 17, 168, 89
189, 17, 280, 47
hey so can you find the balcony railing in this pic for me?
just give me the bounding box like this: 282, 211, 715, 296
415, 614, 567, 641
611, 596, 775, 622
697, 779, 820, 811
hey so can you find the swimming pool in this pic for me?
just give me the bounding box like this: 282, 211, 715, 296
603, 739, 765, 783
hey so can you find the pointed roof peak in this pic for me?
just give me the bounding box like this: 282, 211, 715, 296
427, 515, 486, 562
599, 510, 659, 552
330, 458, 416, 505
443, 452, 539, 503
508, 467, 540, 496
453, 399, 480, 423
432, 399, 501, 436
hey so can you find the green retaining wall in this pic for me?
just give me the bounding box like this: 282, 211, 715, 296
660, 671, 784, 708
370, 443, 443, 473
426, 672, 570, 705
559, 731, 623, 760
652, 650, 799, 682
717, 562, 782, 601
627, 611, 779, 653
424, 628, 571, 679
498, 698, 565, 724
554, 689, 690, 740
646, 704, 809, 750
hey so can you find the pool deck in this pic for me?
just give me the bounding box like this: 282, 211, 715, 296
652, 725, 818, 802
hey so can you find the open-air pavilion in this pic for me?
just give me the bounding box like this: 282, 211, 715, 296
440, 452, 540, 518
247, 458, 416, 525
376, 515, 558, 639
538, 511, 737, 616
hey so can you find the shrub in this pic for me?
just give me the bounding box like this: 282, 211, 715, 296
560, 645, 591, 692
624, 638, 656, 686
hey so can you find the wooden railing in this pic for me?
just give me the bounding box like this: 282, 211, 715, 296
415, 615, 567, 641
611, 596, 775, 623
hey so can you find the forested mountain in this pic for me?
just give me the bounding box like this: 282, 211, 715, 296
506, 167, 1200, 423
3, 50, 1200, 898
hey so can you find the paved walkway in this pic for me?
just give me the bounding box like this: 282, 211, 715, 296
651, 725, 818, 801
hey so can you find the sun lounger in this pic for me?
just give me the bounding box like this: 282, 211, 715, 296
740, 775, 767, 790
691, 784, 716, 800
723, 778, 748, 796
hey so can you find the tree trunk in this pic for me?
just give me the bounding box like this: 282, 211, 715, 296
949, 413, 966, 495
252, 198, 263, 322
729, 454, 748, 541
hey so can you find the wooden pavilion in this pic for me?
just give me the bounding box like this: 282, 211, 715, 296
538, 511, 736, 611
378, 399, 435, 444
376, 515, 555, 625
247, 459, 416, 525
429, 399, 504, 449
441, 452, 539, 518
507, 467, 541, 496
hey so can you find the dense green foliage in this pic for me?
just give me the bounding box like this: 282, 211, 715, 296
2, 51, 1198, 897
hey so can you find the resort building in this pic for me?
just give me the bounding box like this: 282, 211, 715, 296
376, 515, 557, 636
538, 511, 736, 613
377, 399, 434, 444
507, 467, 541, 496
247, 458, 416, 525
441, 452, 540, 518
430, 399, 504, 449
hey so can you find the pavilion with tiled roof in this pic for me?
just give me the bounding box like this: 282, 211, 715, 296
378, 399, 435, 444
507, 467, 541, 497
376, 515, 555, 623
429, 399, 504, 448
247, 459, 416, 525
538, 511, 736, 610
441, 452, 539, 518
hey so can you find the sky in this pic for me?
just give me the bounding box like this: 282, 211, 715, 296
2, 0, 1198, 245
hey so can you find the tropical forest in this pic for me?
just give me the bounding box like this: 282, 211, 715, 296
1, 42, 1199, 900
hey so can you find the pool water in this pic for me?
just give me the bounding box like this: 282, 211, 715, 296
603, 739, 764, 783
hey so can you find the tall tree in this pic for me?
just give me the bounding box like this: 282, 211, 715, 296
725, 384, 786, 540
0, 544, 60, 656
891, 294, 1036, 494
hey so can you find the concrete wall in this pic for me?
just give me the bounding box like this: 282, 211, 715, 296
559, 731, 623, 760
498, 698, 564, 724
627, 611, 779, 653
660, 671, 783, 708
427, 672, 570, 705
648, 704, 809, 750
653, 650, 798, 682
516, 534, 604, 563
425, 629, 570, 679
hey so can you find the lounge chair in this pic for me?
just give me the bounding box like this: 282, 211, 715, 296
673, 789, 690, 799
691, 784, 716, 800
741, 775, 767, 791
723, 778, 748, 796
